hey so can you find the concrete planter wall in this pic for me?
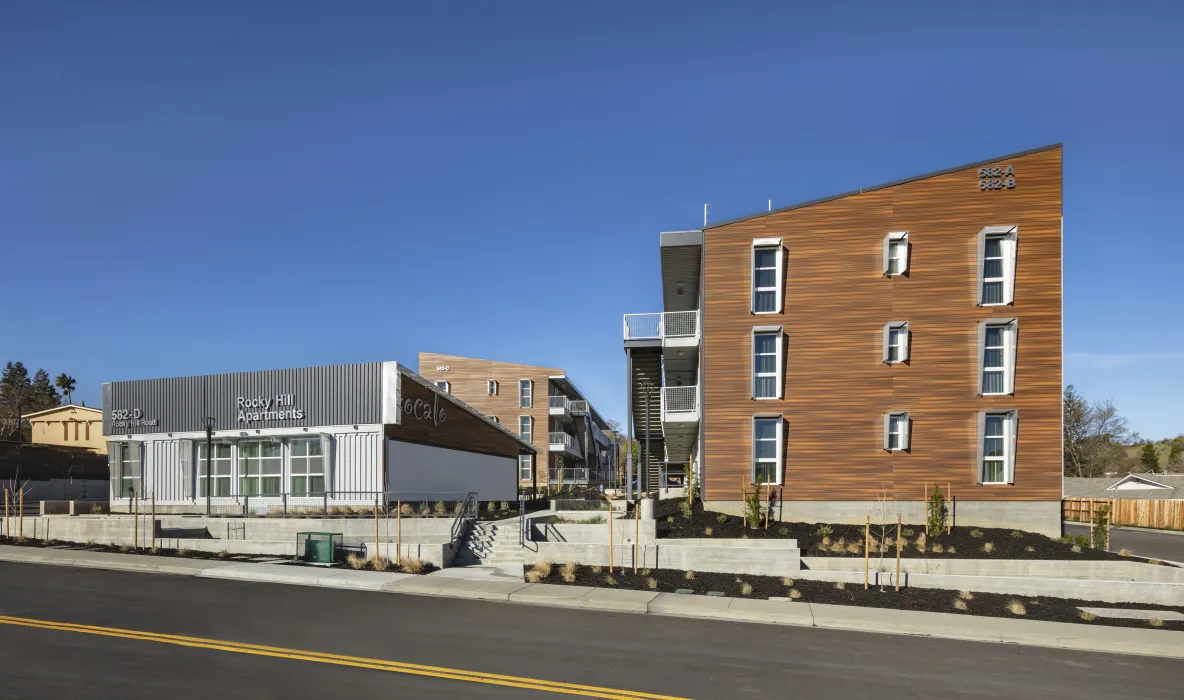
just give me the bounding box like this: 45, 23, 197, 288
801, 557, 1184, 583
524, 537, 802, 577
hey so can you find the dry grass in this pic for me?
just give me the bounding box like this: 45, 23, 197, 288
525, 570, 545, 583
1118, 548, 1131, 557
953, 599, 968, 611
217, 550, 229, 559
1149, 558, 1161, 566
1148, 617, 1164, 628
118, 545, 131, 553
683, 570, 695, 580
1071, 545, 1082, 554
897, 536, 909, 549
399, 504, 413, 515
346, 553, 366, 570
789, 588, 802, 599
947, 545, 957, 554
1080, 610, 1097, 622
1010, 530, 1024, 539
931, 543, 944, 554
740, 582, 753, 596
821, 536, 832, 546
372, 557, 391, 572
561, 560, 577, 583
398, 557, 425, 574
646, 577, 658, 590
959, 590, 975, 601
704, 527, 713, 537
1024, 545, 1035, 553
1006, 600, 1027, 616
781, 576, 795, 587
530, 560, 553, 580
915, 533, 927, 554
591, 565, 602, 574
177, 548, 190, 557
89, 503, 105, 514
845, 542, 861, 554
982, 542, 995, 553
604, 575, 617, 586
834, 581, 846, 591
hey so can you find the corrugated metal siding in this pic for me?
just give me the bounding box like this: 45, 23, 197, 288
104, 363, 382, 435
148, 440, 189, 501
331, 430, 383, 495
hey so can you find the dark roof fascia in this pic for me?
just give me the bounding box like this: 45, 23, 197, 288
705, 143, 1063, 230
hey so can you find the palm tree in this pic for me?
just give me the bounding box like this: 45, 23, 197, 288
55, 374, 77, 405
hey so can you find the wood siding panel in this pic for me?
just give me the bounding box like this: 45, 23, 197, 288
702, 148, 1062, 503
417, 353, 559, 478
386, 373, 531, 460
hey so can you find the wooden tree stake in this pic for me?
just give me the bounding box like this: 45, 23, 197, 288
151, 492, 157, 552
608, 504, 613, 573
864, 514, 870, 590
946, 483, 951, 534
895, 514, 902, 592
764, 485, 771, 529
396, 501, 402, 562
634, 499, 639, 573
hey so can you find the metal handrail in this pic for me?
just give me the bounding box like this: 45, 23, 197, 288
450, 491, 478, 542
662, 386, 698, 414
623, 311, 698, 340
570, 400, 588, 414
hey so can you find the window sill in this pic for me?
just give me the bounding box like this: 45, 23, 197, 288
978, 482, 1012, 487
752, 396, 781, 401
978, 302, 1012, 308
979, 392, 1014, 397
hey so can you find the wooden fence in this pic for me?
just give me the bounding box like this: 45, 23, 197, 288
1062, 498, 1184, 531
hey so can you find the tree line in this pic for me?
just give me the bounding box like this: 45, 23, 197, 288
1064, 385, 1183, 477
0, 361, 78, 441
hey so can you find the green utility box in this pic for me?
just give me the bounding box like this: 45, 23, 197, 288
297, 532, 343, 564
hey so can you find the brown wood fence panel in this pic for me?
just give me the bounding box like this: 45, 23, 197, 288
1062, 498, 1184, 531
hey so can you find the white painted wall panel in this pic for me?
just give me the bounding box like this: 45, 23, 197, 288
149, 440, 188, 501
331, 430, 383, 496
387, 440, 516, 501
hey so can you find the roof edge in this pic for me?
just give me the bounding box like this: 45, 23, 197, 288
22, 404, 103, 419
705, 143, 1063, 230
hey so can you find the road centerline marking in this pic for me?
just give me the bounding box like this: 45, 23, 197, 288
0, 614, 689, 700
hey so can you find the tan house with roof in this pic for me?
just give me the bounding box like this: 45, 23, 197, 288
25, 405, 107, 454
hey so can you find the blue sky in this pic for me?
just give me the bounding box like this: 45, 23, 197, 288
2, 2, 1181, 438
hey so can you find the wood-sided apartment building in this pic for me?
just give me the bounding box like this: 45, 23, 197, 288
624, 144, 1063, 535
418, 353, 615, 490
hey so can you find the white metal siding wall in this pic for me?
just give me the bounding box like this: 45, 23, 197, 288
149, 439, 188, 501
330, 430, 383, 495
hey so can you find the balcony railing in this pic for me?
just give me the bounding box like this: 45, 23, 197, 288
549, 395, 571, 411
661, 386, 698, 414
570, 400, 588, 414
549, 432, 577, 448
623, 310, 698, 341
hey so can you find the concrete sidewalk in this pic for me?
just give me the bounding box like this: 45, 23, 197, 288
2, 544, 1181, 660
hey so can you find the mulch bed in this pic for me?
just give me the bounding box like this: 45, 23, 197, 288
653, 500, 1169, 564
477, 499, 547, 521
527, 563, 1184, 631
0, 535, 437, 574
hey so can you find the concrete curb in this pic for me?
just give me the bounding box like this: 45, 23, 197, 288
3, 545, 1182, 659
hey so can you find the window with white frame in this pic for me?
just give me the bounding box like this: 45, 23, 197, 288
487, 379, 498, 396
435, 380, 449, 393
883, 322, 909, 363
979, 320, 1016, 395
519, 454, 532, 480
238, 440, 282, 496
117, 442, 141, 498
883, 231, 909, 276
752, 330, 782, 399
289, 438, 324, 496
519, 379, 532, 408
752, 239, 783, 314
519, 415, 532, 443
884, 412, 909, 451
980, 411, 1016, 484
752, 416, 782, 484
197, 441, 232, 497
977, 226, 1017, 305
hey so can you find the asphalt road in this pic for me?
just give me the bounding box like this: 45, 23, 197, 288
0, 563, 1180, 700
1064, 522, 1184, 562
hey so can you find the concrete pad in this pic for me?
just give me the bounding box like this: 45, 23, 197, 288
431, 578, 532, 602
577, 587, 659, 613
1077, 607, 1184, 621
727, 597, 815, 626
508, 583, 595, 607
809, 603, 1005, 644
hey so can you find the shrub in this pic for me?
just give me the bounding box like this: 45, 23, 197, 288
778, 526, 790, 536
902, 528, 915, 537
177, 548, 190, 557
1006, 600, 1026, 616
640, 568, 651, 576
1010, 530, 1024, 539
119, 545, 132, 553
953, 599, 968, 611
1073, 534, 1089, 549
1090, 505, 1110, 549
647, 577, 658, 590
1080, 611, 1097, 622
845, 542, 861, 554
781, 576, 795, 587
834, 581, 846, 590
399, 557, 426, 574
1149, 558, 1161, 566
958, 590, 974, 601
740, 582, 753, 596
531, 560, 553, 579
1118, 548, 1131, 557
821, 536, 832, 546
604, 575, 617, 586
716, 512, 728, 524
373, 557, 391, 572
347, 553, 366, 570
1071, 545, 1082, 553
1148, 617, 1164, 628
679, 500, 693, 519
914, 532, 927, 554
704, 527, 713, 537
931, 543, 944, 554
969, 528, 984, 539
525, 570, 544, 583
684, 570, 694, 580
983, 542, 995, 553
897, 536, 909, 549
433, 501, 446, 516
1059, 534, 1072, 544
789, 588, 802, 599
89, 503, 105, 514
561, 560, 577, 583
947, 545, 957, 554
815, 524, 834, 537
926, 485, 945, 537
666, 516, 674, 524
217, 550, 229, 559
399, 504, 413, 515
1024, 545, 1035, 553
591, 565, 602, 574
744, 484, 764, 526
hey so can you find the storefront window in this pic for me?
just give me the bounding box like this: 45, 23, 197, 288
290, 438, 325, 496
197, 442, 232, 497
239, 440, 282, 496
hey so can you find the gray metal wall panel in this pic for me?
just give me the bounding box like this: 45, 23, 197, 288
104, 363, 382, 435
331, 430, 383, 495
149, 440, 187, 501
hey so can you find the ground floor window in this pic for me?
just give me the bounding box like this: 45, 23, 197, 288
981, 411, 1016, 485
519, 454, 532, 481
752, 416, 782, 485
239, 440, 282, 495
118, 443, 141, 498
197, 442, 232, 497
289, 438, 325, 495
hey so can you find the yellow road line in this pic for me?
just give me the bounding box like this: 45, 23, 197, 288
0, 614, 689, 700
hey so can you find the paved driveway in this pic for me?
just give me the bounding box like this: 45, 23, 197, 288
1065, 522, 1184, 563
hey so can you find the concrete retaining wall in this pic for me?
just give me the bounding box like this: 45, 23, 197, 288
702, 500, 1062, 538
529, 518, 656, 544
802, 557, 1184, 583
523, 539, 801, 577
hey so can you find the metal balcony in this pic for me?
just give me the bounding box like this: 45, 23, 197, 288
660, 386, 699, 422
548, 432, 582, 456
548, 395, 572, 421
623, 310, 698, 342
